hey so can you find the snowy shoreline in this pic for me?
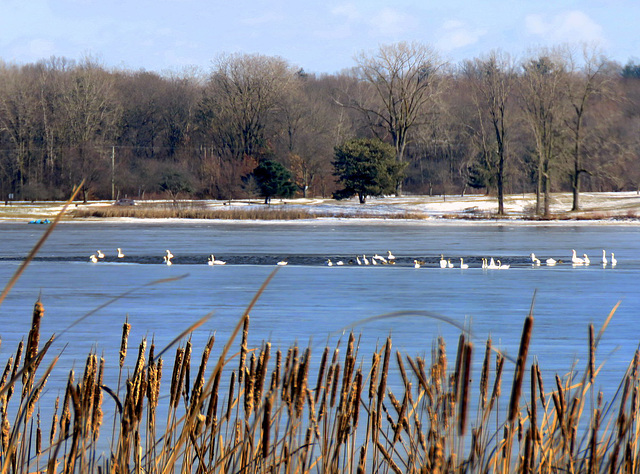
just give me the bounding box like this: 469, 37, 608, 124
2, 191, 640, 225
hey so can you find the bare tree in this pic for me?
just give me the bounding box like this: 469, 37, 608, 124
519, 49, 568, 217
339, 41, 446, 195
463, 51, 516, 214
564, 45, 615, 211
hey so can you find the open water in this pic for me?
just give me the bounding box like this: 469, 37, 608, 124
0, 220, 639, 425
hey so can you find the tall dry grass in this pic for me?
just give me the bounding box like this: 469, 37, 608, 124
1, 288, 637, 473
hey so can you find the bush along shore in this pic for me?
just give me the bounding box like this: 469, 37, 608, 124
1, 289, 637, 472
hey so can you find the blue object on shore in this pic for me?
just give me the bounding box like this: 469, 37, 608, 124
28, 219, 51, 224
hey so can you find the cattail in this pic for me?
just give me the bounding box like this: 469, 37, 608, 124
261, 393, 272, 460
487, 353, 504, 414
295, 348, 310, 417
377, 337, 392, 416
119, 318, 131, 368
535, 363, 546, 411
330, 363, 341, 408
352, 370, 363, 429
589, 324, 595, 385
508, 315, 533, 424
60, 370, 74, 438
182, 338, 192, 404
92, 356, 105, 439
169, 347, 185, 408
244, 356, 255, 417
154, 358, 163, 410
50, 396, 59, 444
225, 371, 236, 421
7, 340, 23, 402
315, 346, 329, 403
254, 342, 270, 407
271, 350, 281, 392
530, 363, 538, 442
479, 337, 492, 410
452, 334, 466, 399
458, 342, 473, 437
238, 314, 250, 384
206, 366, 221, 428
191, 336, 214, 413
22, 300, 44, 395
369, 351, 380, 400
396, 350, 409, 389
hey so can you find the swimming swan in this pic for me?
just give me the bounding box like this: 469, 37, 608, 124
601, 250, 607, 266
89, 254, 98, 263
413, 260, 421, 269
488, 257, 499, 269
583, 254, 590, 266
497, 260, 510, 269
117, 248, 125, 258
439, 255, 447, 269
460, 258, 469, 269
208, 255, 226, 265
571, 249, 584, 265
387, 250, 396, 261
530, 253, 541, 265
96, 250, 105, 259
163, 255, 172, 266
611, 253, 617, 267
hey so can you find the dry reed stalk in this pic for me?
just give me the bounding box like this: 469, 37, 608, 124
244, 355, 255, 417
91, 356, 104, 440
22, 300, 44, 397
458, 342, 473, 439
368, 351, 380, 401
225, 371, 236, 422
531, 363, 538, 444
508, 315, 533, 425
376, 337, 392, 429
119, 318, 131, 368
238, 315, 250, 385
6, 341, 23, 403
315, 346, 329, 404
254, 342, 270, 407
589, 324, 595, 386
330, 363, 340, 408
375, 440, 403, 474
49, 396, 58, 445
191, 336, 214, 416
452, 334, 465, 402
261, 392, 272, 460
535, 363, 546, 411
295, 348, 310, 417
205, 366, 221, 429
479, 337, 492, 411
182, 338, 192, 404
169, 347, 185, 408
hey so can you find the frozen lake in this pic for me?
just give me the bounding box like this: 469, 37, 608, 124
0, 219, 639, 418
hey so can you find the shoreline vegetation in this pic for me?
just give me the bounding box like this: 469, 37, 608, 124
2, 191, 640, 223
1, 290, 636, 472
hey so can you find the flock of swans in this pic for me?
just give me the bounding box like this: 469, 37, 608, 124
88, 248, 618, 269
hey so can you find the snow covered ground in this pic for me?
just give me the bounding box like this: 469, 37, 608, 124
2, 191, 640, 223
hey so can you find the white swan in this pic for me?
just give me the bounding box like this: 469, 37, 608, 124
327, 259, 333, 266
583, 254, 590, 266
166, 249, 174, 260
530, 253, 541, 266
439, 255, 447, 269
447, 259, 454, 268
371, 257, 378, 265
546, 257, 557, 266
387, 250, 396, 261
208, 255, 226, 265
460, 258, 469, 269
611, 253, 617, 267
497, 260, 510, 269
89, 254, 98, 263
277, 260, 288, 266
96, 250, 105, 259
373, 254, 387, 264
163, 255, 172, 266
362, 255, 370, 265
488, 258, 499, 269
601, 250, 607, 266
336, 260, 344, 266
413, 260, 421, 269
571, 249, 584, 265
481, 258, 488, 269
356, 256, 362, 265
117, 248, 125, 258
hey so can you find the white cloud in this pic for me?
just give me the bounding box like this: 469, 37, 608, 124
369, 7, 416, 37
525, 10, 604, 44
331, 3, 361, 21
435, 20, 486, 52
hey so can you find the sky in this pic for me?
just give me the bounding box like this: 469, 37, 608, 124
0, 0, 638, 75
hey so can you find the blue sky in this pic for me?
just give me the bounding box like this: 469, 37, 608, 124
1, 0, 638, 75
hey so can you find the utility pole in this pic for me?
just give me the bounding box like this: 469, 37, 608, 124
111, 146, 115, 200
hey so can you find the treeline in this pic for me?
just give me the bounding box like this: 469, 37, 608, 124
0, 43, 639, 214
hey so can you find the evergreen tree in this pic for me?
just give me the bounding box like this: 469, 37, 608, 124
252, 159, 297, 204
332, 138, 405, 204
